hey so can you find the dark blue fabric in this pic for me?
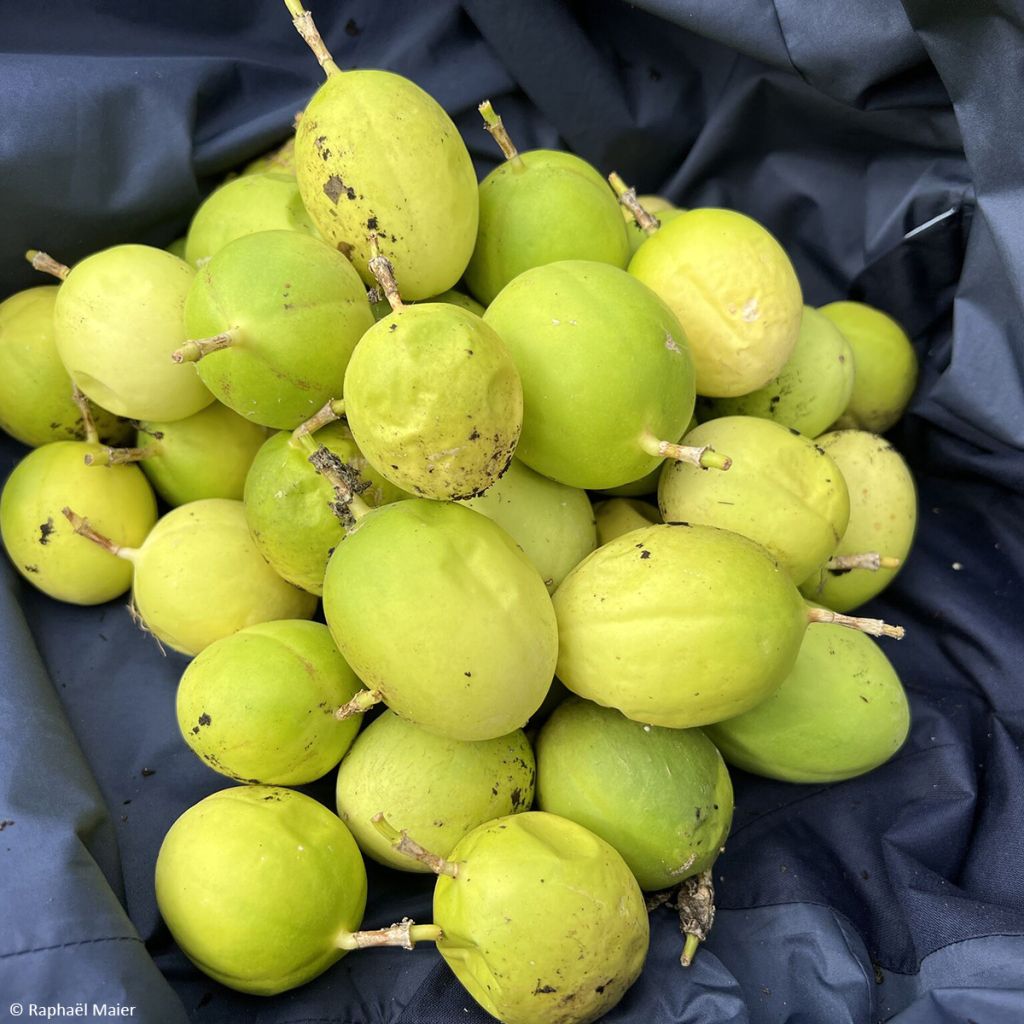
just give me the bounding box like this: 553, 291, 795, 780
2, 1, 1023, 1021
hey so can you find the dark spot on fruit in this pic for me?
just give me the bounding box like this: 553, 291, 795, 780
464, 671, 472, 677
323, 176, 346, 204
367, 216, 378, 230
510, 787, 524, 808
466, 349, 474, 356
23, 564, 39, 573
190, 726, 200, 735
828, 567, 852, 576
667, 521, 691, 527
839, 354, 846, 362
389, 323, 398, 332
695, 807, 701, 818
788, 427, 801, 436
533, 984, 557, 995
141, 768, 156, 778
595, 983, 607, 994
345, 18, 361, 35
39, 518, 55, 545
198, 713, 211, 727
860, 695, 869, 702
713, 803, 719, 809
769, 395, 781, 406
469, 428, 480, 441
315, 135, 328, 150
640, 549, 651, 559
491, 784, 499, 796
391, 464, 399, 470
815, 445, 826, 455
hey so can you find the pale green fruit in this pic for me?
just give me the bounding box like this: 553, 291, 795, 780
129, 402, 269, 506
626, 205, 684, 257
165, 237, 188, 260
483, 261, 695, 489
819, 301, 918, 432
184, 173, 316, 265
126, 499, 317, 655
241, 137, 295, 177
799, 430, 917, 611
336, 711, 534, 871
434, 812, 649, 1024
155, 786, 366, 995
629, 209, 802, 397
597, 414, 698, 498
536, 697, 733, 890
0, 286, 131, 447
593, 497, 660, 546
322, 500, 557, 741
459, 458, 596, 592
296, 71, 478, 299
0, 441, 156, 604
53, 245, 213, 422
465, 149, 631, 305
554, 524, 808, 727
182, 230, 374, 429
243, 423, 408, 595
699, 306, 854, 437
658, 417, 851, 582
370, 288, 485, 322
344, 304, 523, 500
705, 622, 910, 783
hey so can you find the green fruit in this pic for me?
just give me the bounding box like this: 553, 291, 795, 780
465, 144, 630, 305
629, 209, 803, 397
294, 70, 477, 299
536, 697, 733, 890
626, 206, 684, 257
554, 524, 808, 727
658, 417, 850, 582
344, 303, 523, 500
0, 286, 130, 447
799, 430, 916, 611
819, 301, 918, 432
155, 785, 367, 995
459, 458, 596, 591
242, 136, 296, 177
336, 711, 534, 871
0, 441, 156, 604
53, 245, 213, 422
699, 306, 854, 437
431, 812, 649, 1024
180, 230, 374, 429
597, 414, 698, 497
593, 497, 660, 546
370, 288, 486, 323
705, 622, 910, 782
184, 173, 316, 265
165, 237, 188, 260
177, 620, 364, 785
244, 422, 408, 594
322, 499, 557, 741
483, 261, 696, 489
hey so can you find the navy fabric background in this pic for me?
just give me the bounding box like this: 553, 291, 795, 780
1, 1, 1023, 1021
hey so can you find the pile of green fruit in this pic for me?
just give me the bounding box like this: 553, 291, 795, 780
0, 2, 922, 1020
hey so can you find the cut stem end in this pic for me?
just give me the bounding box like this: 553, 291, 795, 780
291, 398, 346, 445
283, 1, 340, 76
61, 507, 133, 561
641, 435, 732, 471
337, 919, 443, 951
367, 234, 404, 311
171, 330, 236, 364
478, 100, 521, 164
334, 688, 382, 720
371, 813, 460, 877
825, 552, 902, 572
608, 172, 660, 235
70, 385, 98, 445
807, 605, 905, 639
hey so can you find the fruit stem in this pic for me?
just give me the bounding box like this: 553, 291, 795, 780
171, 329, 237, 364
640, 433, 732, 471
282, 0, 340, 77
371, 813, 460, 878
677, 868, 715, 968
608, 172, 660, 235
70, 385, 99, 445
825, 552, 902, 572
83, 444, 160, 467
336, 918, 443, 951
478, 100, 523, 166
367, 234, 404, 311
290, 398, 346, 445
681, 934, 700, 967
334, 688, 383, 720
306, 444, 372, 525
61, 507, 136, 562
25, 249, 70, 280
806, 605, 905, 639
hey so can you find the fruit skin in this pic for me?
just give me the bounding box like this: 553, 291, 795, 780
336, 711, 534, 871
434, 811, 649, 1024
0, 441, 157, 604
593, 497, 660, 546
799, 430, 917, 611
484, 260, 695, 489
536, 698, 733, 890
177, 621, 364, 785
554, 523, 807, 728
699, 305, 855, 437
344, 303, 523, 500
370, 288, 485, 322
155, 785, 366, 995
53, 245, 213, 422
658, 416, 851, 582
465, 149, 631, 305
295, 70, 478, 300
130, 499, 317, 656
705, 622, 910, 783
184, 230, 374, 430
243, 423, 408, 595
459, 458, 596, 592
322, 499, 557, 742
597, 414, 697, 498
184, 172, 316, 265
135, 402, 269, 506
0, 287, 130, 447
626, 205, 684, 257
819, 301, 918, 432
629, 208, 802, 397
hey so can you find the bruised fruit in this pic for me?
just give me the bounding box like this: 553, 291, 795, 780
705, 622, 910, 782
536, 698, 733, 890
336, 711, 534, 871
593, 497, 660, 546
177, 620, 364, 785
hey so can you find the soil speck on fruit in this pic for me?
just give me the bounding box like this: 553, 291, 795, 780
336, 240, 355, 258
533, 984, 557, 995
198, 713, 212, 727
23, 564, 39, 574
39, 518, 55, 545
